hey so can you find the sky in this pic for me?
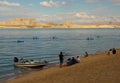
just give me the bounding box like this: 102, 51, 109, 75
0, 0, 120, 24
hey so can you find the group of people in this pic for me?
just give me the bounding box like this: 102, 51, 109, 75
66, 56, 80, 66
14, 57, 34, 63
59, 52, 80, 68
108, 48, 117, 55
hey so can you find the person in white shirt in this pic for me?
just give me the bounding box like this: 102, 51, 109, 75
76, 56, 80, 63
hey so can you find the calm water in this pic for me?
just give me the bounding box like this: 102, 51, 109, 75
0, 28, 120, 81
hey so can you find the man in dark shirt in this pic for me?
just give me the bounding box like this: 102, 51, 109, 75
112, 48, 116, 54
59, 52, 64, 68
14, 57, 19, 63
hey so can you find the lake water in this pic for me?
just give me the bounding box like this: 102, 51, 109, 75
0, 28, 120, 82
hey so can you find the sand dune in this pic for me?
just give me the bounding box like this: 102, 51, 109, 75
6, 49, 120, 83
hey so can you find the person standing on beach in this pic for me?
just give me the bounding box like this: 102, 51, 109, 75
59, 52, 64, 68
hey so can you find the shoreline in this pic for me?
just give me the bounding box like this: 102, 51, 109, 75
0, 24, 120, 29
0, 27, 120, 29
1, 62, 59, 83
0, 18, 120, 28
5, 48, 120, 83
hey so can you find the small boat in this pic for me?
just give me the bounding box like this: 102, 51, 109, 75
16, 40, 24, 43
14, 61, 47, 68
13, 57, 47, 68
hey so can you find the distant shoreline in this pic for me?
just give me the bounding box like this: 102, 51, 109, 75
0, 24, 120, 28
0, 18, 120, 28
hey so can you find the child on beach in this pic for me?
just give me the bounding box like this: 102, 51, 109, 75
84, 51, 88, 57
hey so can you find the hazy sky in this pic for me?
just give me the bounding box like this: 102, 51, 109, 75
0, 0, 120, 24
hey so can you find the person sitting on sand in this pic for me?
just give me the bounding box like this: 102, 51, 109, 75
66, 58, 73, 66
108, 48, 117, 55
108, 48, 112, 55
112, 48, 116, 55
76, 56, 80, 63
71, 57, 78, 64
84, 51, 88, 57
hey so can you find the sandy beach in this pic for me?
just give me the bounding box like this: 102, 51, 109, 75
6, 49, 120, 83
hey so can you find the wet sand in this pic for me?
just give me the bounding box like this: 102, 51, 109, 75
6, 49, 120, 83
